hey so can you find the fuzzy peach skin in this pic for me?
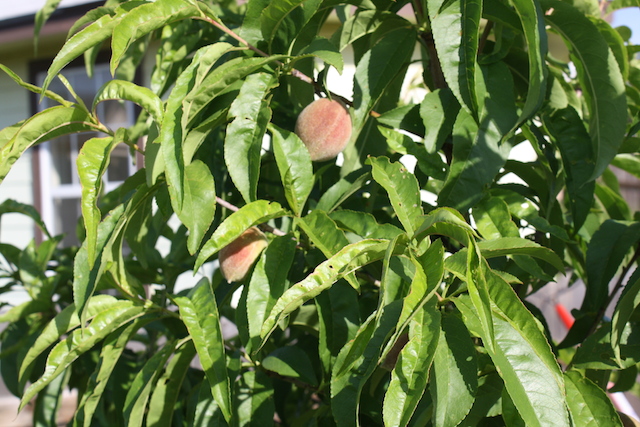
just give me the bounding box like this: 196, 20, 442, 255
294, 98, 352, 162
218, 227, 268, 282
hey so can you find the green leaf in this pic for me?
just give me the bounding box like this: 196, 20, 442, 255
270, 123, 314, 216
245, 235, 296, 354
77, 136, 115, 268
262, 346, 318, 386
93, 79, 164, 125
477, 237, 565, 272
123, 341, 176, 427
420, 88, 460, 153
427, 0, 481, 118
0, 64, 71, 108
33, 366, 69, 427
110, 0, 200, 74
259, 239, 393, 344
194, 200, 287, 271
367, 156, 423, 235
544, 0, 627, 180
0, 199, 51, 239
472, 196, 520, 239
315, 167, 372, 213
34, 0, 63, 52
160, 42, 235, 213
430, 312, 478, 427
235, 370, 275, 427
330, 209, 404, 240
564, 370, 623, 426
609, 0, 640, 9
612, 271, 640, 363
18, 295, 119, 383
414, 207, 477, 244
19, 301, 145, 411
585, 220, 640, 312
174, 279, 232, 423
225, 73, 277, 204
509, 0, 547, 132
73, 317, 151, 427
297, 210, 351, 258
146, 340, 197, 427
383, 301, 440, 427
438, 62, 517, 210
182, 160, 216, 254
0, 106, 100, 184
350, 25, 417, 140
260, 0, 322, 51
543, 107, 595, 230
299, 37, 344, 73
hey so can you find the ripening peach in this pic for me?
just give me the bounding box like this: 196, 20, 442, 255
218, 227, 268, 282
294, 98, 352, 162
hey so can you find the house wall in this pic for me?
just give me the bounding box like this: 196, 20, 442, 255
0, 56, 35, 248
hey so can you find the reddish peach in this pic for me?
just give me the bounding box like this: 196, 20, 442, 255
218, 227, 268, 282
294, 98, 352, 162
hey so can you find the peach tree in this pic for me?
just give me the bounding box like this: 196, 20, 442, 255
1, 0, 640, 425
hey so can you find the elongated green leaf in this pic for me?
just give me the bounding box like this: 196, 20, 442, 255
20, 301, 145, 411
330, 209, 404, 240
182, 160, 216, 254
564, 370, 623, 426
184, 55, 286, 127
34, 0, 63, 52
543, 107, 595, 230
225, 73, 276, 204
428, 0, 481, 119
585, 220, 640, 312
262, 346, 318, 386
74, 173, 152, 322
414, 207, 477, 244
34, 366, 69, 427
270, 123, 314, 216
297, 210, 350, 259
0, 64, 71, 108
0, 106, 100, 184
545, 0, 627, 180
111, 0, 200, 74
73, 317, 151, 427
260, 0, 321, 51
77, 137, 115, 267
245, 235, 296, 354
194, 200, 286, 270
316, 167, 372, 213
259, 239, 393, 344
477, 237, 564, 271
41, 8, 122, 93
299, 37, 344, 73
0, 199, 51, 239
160, 42, 234, 213
147, 340, 197, 426
235, 370, 275, 427
472, 196, 520, 239
124, 342, 176, 427
420, 88, 460, 153
331, 301, 402, 427
509, 0, 547, 132
350, 25, 416, 139
383, 302, 440, 427
438, 62, 517, 210
174, 279, 232, 423
457, 293, 570, 427
612, 270, 640, 363
466, 241, 495, 351
93, 79, 164, 125
367, 156, 423, 235
430, 312, 477, 427
609, 0, 640, 9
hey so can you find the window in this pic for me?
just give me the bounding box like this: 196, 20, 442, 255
33, 63, 137, 246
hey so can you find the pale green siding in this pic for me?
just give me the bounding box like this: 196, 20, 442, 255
0, 57, 35, 248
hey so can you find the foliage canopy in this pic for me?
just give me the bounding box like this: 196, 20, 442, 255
1, 0, 640, 425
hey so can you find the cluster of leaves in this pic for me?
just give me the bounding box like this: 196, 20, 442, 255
1, 0, 640, 425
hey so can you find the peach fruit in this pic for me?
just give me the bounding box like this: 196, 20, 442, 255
218, 227, 268, 282
294, 98, 352, 162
